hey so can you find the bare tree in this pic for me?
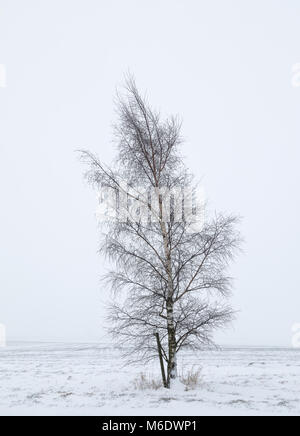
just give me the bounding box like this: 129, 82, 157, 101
80, 76, 241, 388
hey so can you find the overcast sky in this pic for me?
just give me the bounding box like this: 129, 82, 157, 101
1, 0, 300, 346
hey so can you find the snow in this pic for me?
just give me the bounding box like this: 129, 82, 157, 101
0, 342, 300, 416
169, 378, 186, 392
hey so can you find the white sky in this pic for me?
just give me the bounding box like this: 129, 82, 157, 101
1, 0, 300, 346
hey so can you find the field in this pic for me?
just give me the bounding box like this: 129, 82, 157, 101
0, 342, 299, 416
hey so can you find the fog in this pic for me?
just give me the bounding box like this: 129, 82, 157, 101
1, 0, 300, 346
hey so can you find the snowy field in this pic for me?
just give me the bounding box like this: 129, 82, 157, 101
0, 342, 300, 416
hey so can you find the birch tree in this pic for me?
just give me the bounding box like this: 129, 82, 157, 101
80, 77, 241, 388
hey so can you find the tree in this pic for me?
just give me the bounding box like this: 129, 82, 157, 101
80, 76, 241, 388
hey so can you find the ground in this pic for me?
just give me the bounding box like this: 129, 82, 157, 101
0, 342, 299, 416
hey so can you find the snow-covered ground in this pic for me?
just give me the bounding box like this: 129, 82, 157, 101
0, 342, 299, 416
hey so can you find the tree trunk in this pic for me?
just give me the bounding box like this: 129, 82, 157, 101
166, 299, 177, 388
155, 186, 177, 388
154, 332, 167, 388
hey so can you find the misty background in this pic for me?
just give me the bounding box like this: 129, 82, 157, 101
1, 0, 300, 346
